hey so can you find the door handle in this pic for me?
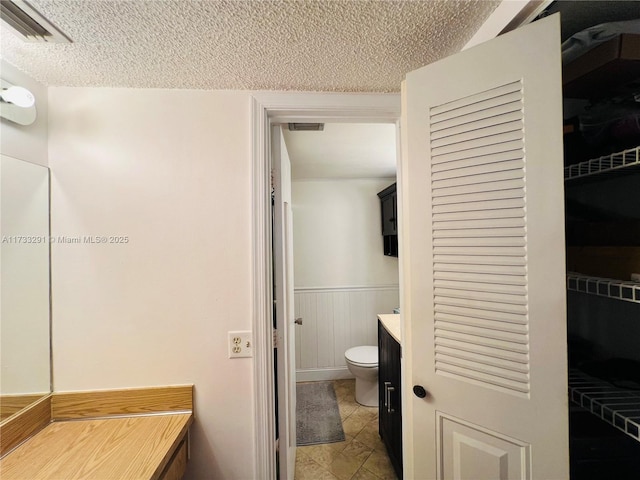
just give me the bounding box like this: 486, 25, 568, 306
294, 317, 303, 325
384, 382, 395, 413
413, 385, 428, 399
384, 381, 390, 409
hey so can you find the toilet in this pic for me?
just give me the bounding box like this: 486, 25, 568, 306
345, 346, 379, 407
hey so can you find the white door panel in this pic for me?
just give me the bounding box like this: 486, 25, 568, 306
402, 15, 568, 479
273, 126, 296, 479
439, 413, 530, 480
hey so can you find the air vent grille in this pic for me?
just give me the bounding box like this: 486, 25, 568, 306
288, 123, 325, 132
0, 0, 70, 43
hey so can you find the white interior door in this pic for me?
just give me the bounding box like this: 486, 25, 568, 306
272, 125, 297, 480
401, 15, 569, 480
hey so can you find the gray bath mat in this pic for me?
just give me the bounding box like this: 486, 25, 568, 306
296, 381, 345, 446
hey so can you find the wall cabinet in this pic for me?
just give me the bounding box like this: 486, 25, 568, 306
378, 183, 397, 236
378, 320, 402, 479
377, 183, 398, 257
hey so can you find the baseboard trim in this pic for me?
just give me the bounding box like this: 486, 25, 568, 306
296, 368, 354, 382
0, 394, 51, 458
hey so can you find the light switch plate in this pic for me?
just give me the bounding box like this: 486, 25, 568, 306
228, 331, 253, 358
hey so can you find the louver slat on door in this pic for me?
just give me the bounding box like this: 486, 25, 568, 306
430, 80, 530, 397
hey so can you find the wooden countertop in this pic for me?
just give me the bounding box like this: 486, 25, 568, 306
378, 314, 401, 344
0, 413, 192, 480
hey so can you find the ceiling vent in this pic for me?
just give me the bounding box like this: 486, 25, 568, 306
0, 0, 71, 43
288, 123, 325, 132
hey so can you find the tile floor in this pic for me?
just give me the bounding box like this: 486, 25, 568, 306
295, 379, 398, 480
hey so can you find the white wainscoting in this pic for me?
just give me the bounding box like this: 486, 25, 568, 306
294, 285, 400, 382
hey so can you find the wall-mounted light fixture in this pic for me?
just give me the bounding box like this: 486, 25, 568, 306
0, 80, 37, 125
1, 85, 35, 107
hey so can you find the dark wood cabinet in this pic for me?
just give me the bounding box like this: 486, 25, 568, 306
378, 320, 402, 479
379, 186, 397, 235
377, 183, 398, 257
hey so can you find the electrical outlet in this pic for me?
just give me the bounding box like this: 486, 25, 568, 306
228, 331, 253, 358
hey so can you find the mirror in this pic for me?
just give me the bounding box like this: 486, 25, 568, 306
0, 154, 51, 422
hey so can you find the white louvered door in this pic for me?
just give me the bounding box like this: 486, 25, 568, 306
401, 15, 569, 480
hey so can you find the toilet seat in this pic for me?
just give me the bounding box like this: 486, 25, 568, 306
345, 346, 378, 368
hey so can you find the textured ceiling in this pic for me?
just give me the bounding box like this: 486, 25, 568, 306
0, 0, 499, 92
282, 123, 396, 180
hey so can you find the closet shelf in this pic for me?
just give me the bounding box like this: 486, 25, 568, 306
567, 272, 640, 304
569, 369, 640, 443
563, 33, 640, 99
564, 146, 640, 182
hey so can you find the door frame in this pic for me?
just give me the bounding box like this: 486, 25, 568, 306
249, 1, 544, 474
251, 92, 401, 479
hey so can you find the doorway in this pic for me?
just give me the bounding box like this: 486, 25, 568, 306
275, 122, 399, 478
250, 92, 402, 480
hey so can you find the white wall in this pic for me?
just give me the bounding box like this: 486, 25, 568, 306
292, 178, 399, 288
48, 87, 254, 479
292, 179, 399, 379
0, 60, 48, 167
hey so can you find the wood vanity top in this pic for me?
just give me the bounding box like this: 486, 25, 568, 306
0, 413, 192, 479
